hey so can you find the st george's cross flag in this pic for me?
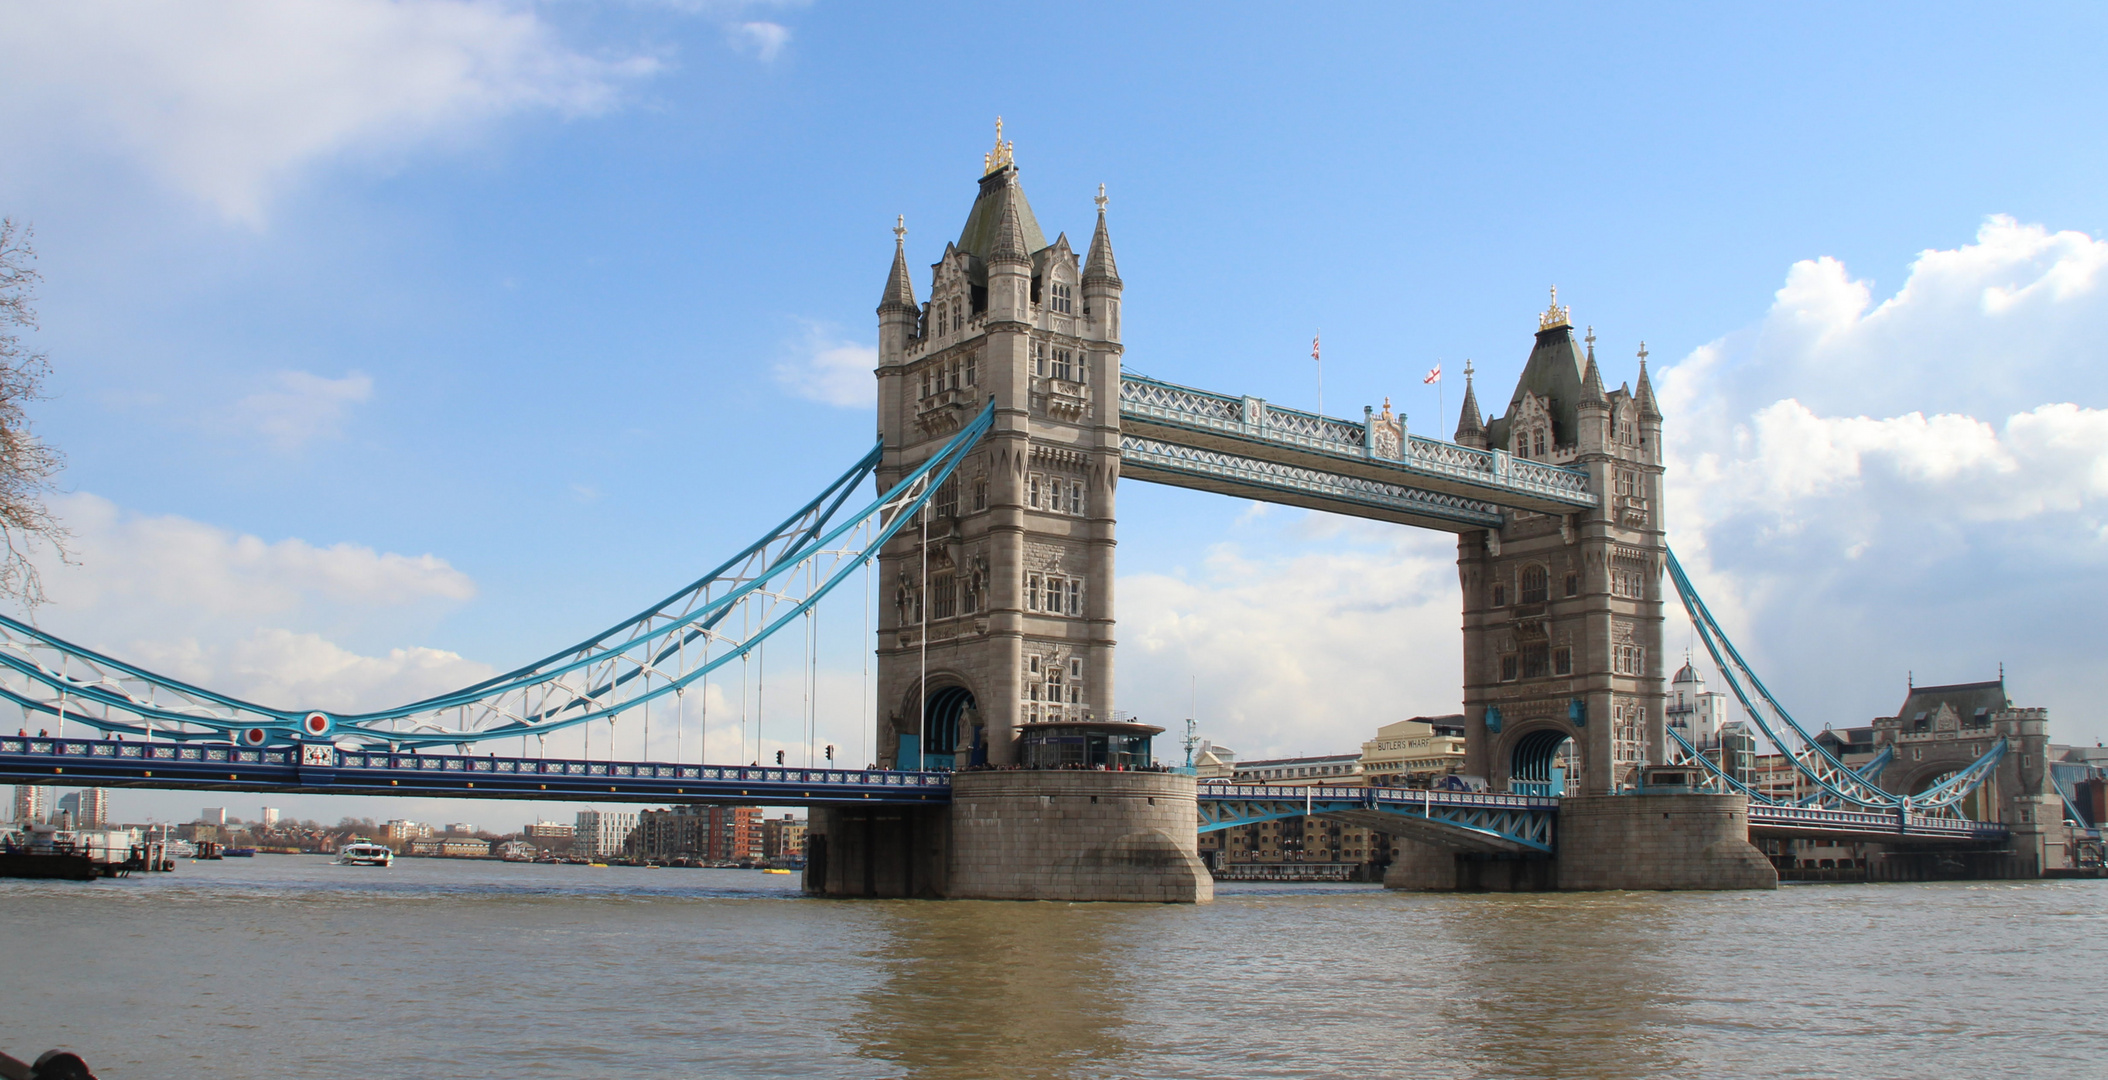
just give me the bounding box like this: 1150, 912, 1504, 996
1424, 364, 1441, 384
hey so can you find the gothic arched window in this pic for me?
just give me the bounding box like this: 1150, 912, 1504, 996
1520, 565, 1549, 605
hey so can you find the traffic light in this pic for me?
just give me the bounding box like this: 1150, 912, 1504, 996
825, 744, 835, 762
775, 749, 785, 765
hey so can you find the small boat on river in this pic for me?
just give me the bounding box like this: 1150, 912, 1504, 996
335, 841, 393, 866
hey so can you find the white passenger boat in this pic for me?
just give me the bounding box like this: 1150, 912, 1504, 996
336, 841, 394, 866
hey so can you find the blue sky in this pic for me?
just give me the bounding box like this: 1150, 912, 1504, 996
2, 2, 2105, 827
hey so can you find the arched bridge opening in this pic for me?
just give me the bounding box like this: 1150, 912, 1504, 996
1509, 728, 1575, 798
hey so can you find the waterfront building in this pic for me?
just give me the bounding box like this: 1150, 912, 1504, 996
11, 784, 45, 824
1665, 660, 1731, 751
1191, 741, 1236, 780
761, 814, 806, 859
1197, 815, 1398, 881
384, 819, 433, 842
1711, 721, 1758, 785
444, 823, 477, 835
55, 789, 108, 828
201, 807, 226, 826
407, 836, 493, 858
574, 809, 641, 859
1230, 753, 1364, 786
1357, 716, 1466, 786
631, 806, 760, 862
523, 821, 575, 840
2050, 744, 2108, 828
1814, 725, 1881, 769
261, 807, 281, 829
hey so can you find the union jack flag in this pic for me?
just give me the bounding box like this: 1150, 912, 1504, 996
1311, 333, 1320, 362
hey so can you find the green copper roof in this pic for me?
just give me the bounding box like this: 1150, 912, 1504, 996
1486, 326, 1586, 452
955, 166, 1048, 262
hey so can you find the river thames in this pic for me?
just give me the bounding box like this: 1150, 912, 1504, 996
5, 857, 2104, 1079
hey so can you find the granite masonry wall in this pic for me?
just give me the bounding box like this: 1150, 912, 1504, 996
1555, 793, 1777, 891
947, 770, 1212, 902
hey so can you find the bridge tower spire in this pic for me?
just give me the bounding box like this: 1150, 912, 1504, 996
1459, 296, 1668, 796
868, 130, 1124, 771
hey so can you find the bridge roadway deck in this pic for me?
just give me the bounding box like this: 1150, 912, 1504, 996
1746, 803, 2010, 845
0, 737, 950, 807
2, 737, 2014, 847
1196, 782, 1560, 854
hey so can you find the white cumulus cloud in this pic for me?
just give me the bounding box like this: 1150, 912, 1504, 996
1660, 215, 2108, 737
0, 0, 660, 224
1120, 215, 2108, 757
1117, 519, 1465, 761
29, 494, 487, 713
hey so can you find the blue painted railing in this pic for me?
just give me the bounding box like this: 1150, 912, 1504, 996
0, 737, 951, 806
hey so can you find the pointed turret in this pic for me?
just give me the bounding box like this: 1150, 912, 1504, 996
989, 186, 1031, 265
1635, 342, 1661, 421
876, 215, 919, 372
1455, 361, 1485, 443
878, 215, 917, 314
1084, 184, 1121, 288
1579, 325, 1606, 405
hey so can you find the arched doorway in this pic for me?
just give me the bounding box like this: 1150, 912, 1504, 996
1510, 728, 1575, 797
919, 685, 978, 771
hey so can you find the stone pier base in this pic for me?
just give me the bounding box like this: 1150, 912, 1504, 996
1383, 793, 1776, 893
802, 805, 950, 898
1382, 841, 1557, 892
803, 771, 1212, 903
1556, 793, 1776, 891
948, 771, 1212, 902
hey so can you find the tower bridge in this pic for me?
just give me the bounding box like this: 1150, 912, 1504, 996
0, 128, 2060, 900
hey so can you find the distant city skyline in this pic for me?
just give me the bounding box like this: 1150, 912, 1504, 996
1, 3, 2105, 823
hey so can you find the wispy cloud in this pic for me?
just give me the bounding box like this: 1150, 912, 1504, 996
232, 370, 374, 449
774, 326, 875, 408
33, 493, 486, 712
731, 21, 791, 62
0, 0, 661, 225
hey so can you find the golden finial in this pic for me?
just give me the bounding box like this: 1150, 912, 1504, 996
982, 116, 1015, 175
1538, 285, 1571, 331
893, 214, 906, 245
1095, 183, 1108, 213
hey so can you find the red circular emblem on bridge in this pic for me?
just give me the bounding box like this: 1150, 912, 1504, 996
303, 712, 331, 737
241, 727, 268, 746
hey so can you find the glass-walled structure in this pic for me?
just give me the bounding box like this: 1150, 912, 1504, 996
1019, 720, 1162, 769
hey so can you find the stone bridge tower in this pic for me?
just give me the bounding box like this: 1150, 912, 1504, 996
871, 128, 1123, 769
1457, 294, 1668, 796
1870, 680, 2066, 873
